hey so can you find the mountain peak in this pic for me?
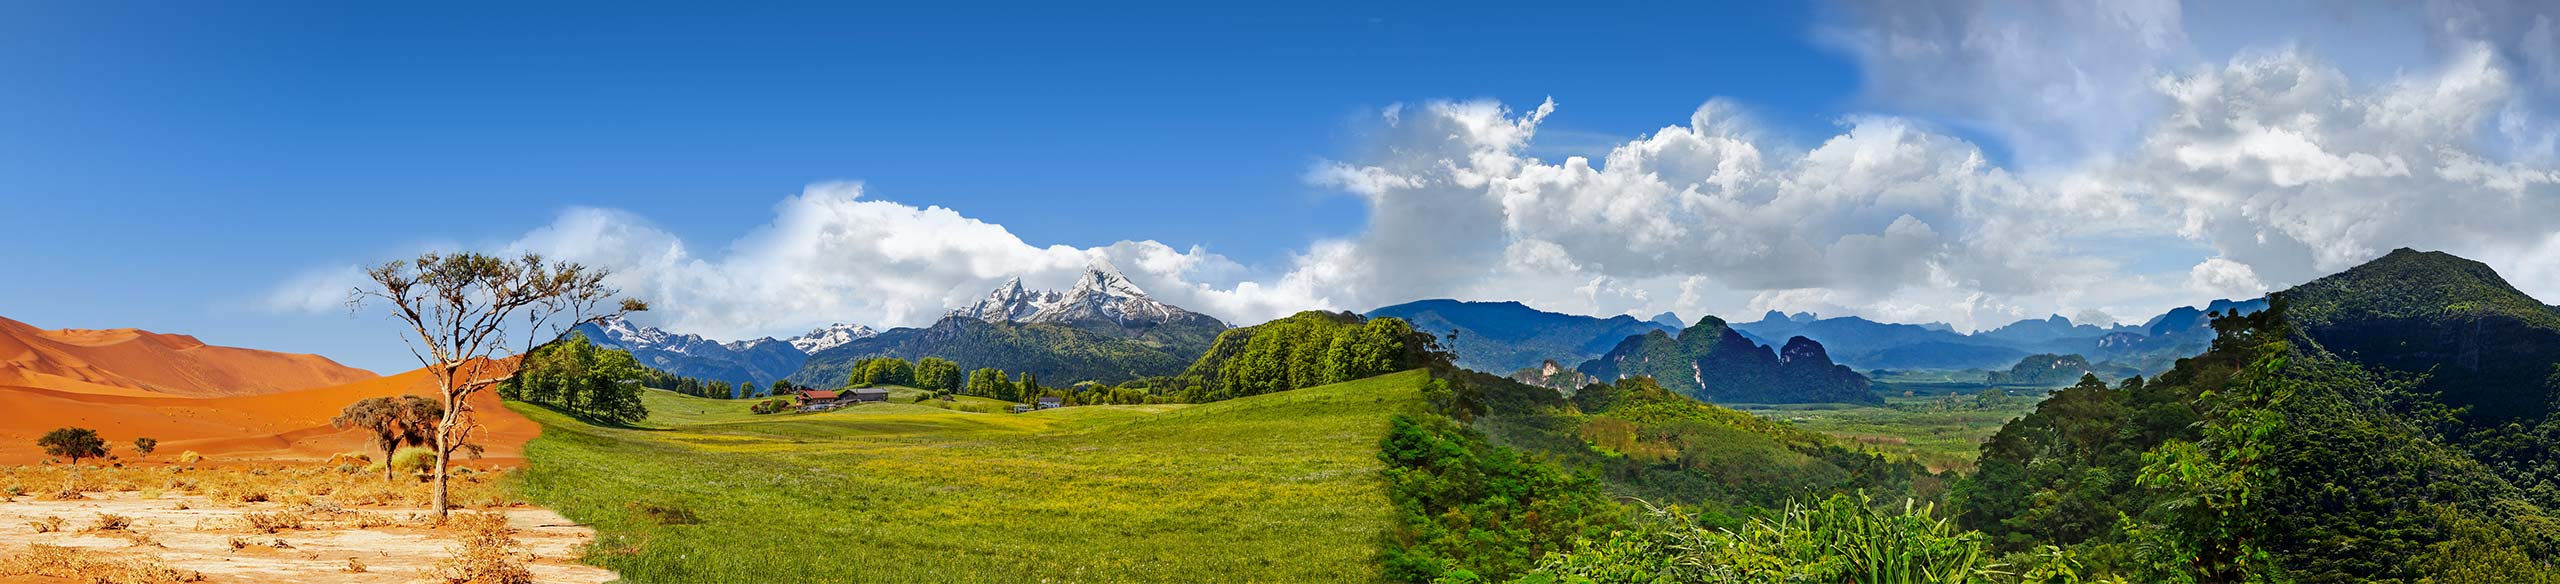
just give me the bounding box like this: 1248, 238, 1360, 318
952, 262, 1218, 330
785, 322, 878, 354
1069, 259, 1149, 298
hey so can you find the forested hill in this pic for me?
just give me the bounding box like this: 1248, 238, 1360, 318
2280, 247, 2560, 421
1958, 249, 2560, 581
1180, 311, 1445, 401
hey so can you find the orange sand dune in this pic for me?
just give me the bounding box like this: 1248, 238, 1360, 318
0, 363, 540, 466
0, 315, 378, 398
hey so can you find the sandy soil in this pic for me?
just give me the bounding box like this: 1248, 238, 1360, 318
0, 492, 615, 583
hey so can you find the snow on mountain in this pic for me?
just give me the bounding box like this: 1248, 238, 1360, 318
952, 277, 1065, 323
785, 323, 877, 354
951, 261, 1220, 328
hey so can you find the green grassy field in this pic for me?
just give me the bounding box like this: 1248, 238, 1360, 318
511, 370, 1433, 583
1729, 395, 2040, 472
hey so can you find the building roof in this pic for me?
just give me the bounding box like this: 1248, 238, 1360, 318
1036, 396, 1063, 404
798, 390, 841, 400
848, 387, 891, 396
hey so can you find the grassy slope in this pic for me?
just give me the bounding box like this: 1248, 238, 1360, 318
514, 370, 1432, 583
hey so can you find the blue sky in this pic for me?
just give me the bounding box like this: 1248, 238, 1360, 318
8, 1, 2560, 373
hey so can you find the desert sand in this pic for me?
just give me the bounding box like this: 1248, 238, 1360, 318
0, 317, 375, 399
0, 317, 542, 466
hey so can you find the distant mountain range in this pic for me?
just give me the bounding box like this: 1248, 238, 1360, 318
1730, 299, 2267, 374
1363, 297, 2269, 380
791, 261, 1229, 387
578, 261, 1237, 389
1574, 316, 1877, 404
1367, 300, 1675, 373
571, 317, 853, 387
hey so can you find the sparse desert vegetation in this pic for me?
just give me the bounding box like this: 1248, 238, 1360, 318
0, 462, 612, 583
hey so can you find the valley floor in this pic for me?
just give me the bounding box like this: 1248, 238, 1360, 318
1730, 393, 2043, 472
512, 370, 1433, 583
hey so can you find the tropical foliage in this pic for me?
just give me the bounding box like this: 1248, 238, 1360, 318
1378, 412, 1622, 583
1953, 249, 2560, 581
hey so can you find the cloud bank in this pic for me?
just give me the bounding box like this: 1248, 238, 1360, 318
271, 0, 2560, 340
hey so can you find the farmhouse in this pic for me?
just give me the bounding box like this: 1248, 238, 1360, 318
795, 388, 891, 412
1036, 396, 1064, 410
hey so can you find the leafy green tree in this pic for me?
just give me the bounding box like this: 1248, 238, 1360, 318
847, 357, 917, 387
332, 395, 443, 481
501, 335, 649, 425
130, 437, 157, 461
37, 427, 107, 464
915, 357, 963, 391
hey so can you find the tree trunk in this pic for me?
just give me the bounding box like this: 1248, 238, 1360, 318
432, 420, 452, 520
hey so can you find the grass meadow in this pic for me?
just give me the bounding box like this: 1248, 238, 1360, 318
509, 370, 1432, 583
1730, 394, 2041, 472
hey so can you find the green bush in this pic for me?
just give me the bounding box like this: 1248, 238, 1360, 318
389, 447, 436, 475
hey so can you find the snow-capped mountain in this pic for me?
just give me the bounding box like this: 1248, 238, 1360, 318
785, 323, 877, 354
951, 261, 1224, 329
572, 316, 813, 386
952, 278, 1065, 323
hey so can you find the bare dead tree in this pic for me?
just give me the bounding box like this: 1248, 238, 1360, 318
350, 252, 645, 519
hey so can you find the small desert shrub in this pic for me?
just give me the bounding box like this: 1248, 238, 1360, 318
346, 556, 368, 573
40, 488, 84, 501
87, 513, 132, 532
28, 516, 65, 533
1, 484, 21, 497
434, 513, 533, 584
350, 512, 397, 529
226, 537, 250, 551
0, 543, 202, 583
390, 447, 437, 475
174, 451, 203, 464
241, 511, 306, 533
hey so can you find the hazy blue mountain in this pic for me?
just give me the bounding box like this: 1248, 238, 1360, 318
1365, 299, 1676, 373
1730, 300, 2268, 374
1576, 316, 1877, 405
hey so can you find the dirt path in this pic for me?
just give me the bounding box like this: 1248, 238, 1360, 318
0, 491, 615, 583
